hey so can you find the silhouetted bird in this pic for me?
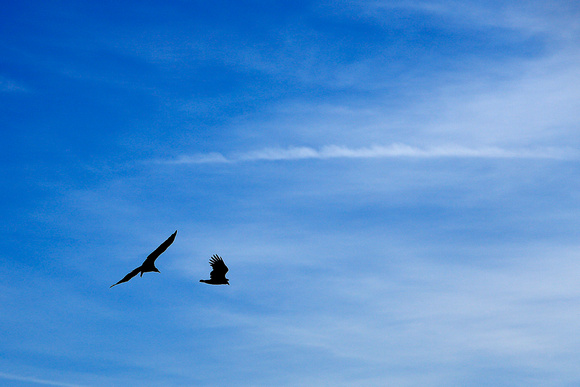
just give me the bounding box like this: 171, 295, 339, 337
110, 230, 177, 288
200, 254, 229, 285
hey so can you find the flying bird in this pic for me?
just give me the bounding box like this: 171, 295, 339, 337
200, 254, 229, 285
110, 230, 177, 288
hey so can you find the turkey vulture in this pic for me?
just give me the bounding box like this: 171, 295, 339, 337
110, 230, 177, 288
200, 254, 229, 285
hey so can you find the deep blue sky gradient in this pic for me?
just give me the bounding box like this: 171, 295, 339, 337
1, 1, 580, 386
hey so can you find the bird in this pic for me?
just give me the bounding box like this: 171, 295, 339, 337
110, 230, 177, 288
200, 254, 229, 285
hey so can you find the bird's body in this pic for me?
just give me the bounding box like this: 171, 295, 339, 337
110, 230, 177, 288
200, 254, 229, 285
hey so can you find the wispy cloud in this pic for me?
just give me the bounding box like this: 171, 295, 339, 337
0, 372, 84, 387
0, 76, 28, 93
345, 0, 580, 37
158, 143, 576, 164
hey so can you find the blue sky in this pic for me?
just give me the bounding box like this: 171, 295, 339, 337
1, 0, 580, 385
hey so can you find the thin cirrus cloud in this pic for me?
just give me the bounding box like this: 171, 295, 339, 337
0, 372, 84, 387
0, 76, 28, 93
159, 143, 576, 164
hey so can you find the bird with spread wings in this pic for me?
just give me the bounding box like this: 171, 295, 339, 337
200, 254, 229, 285
110, 230, 177, 288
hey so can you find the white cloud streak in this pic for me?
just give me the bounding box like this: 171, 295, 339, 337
342, 0, 580, 38
160, 143, 576, 164
0, 372, 84, 387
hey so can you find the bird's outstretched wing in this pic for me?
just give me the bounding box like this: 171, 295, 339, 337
209, 254, 228, 280
110, 266, 141, 288
143, 230, 177, 266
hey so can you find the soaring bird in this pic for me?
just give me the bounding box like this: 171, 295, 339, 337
110, 230, 177, 288
200, 254, 229, 285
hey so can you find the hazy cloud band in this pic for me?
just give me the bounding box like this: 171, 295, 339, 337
0, 372, 84, 387
159, 144, 576, 164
